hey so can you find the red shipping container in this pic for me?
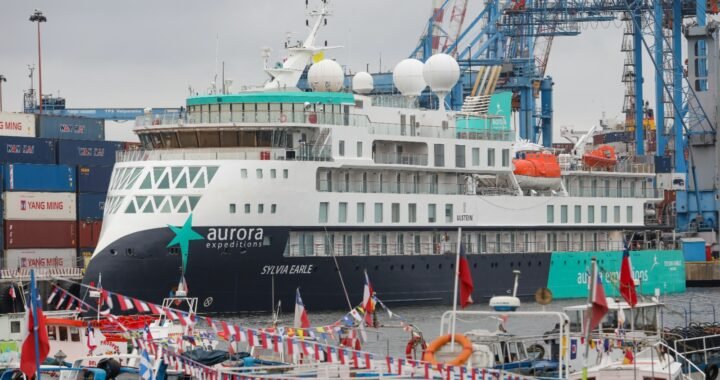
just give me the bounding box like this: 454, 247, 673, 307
5, 220, 77, 249
79, 221, 102, 248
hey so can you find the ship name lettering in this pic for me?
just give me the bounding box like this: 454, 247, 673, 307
261, 264, 313, 275
456, 214, 473, 222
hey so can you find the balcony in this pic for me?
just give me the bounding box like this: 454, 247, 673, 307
374, 152, 428, 166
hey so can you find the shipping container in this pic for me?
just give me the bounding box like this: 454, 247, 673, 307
36, 115, 105, 141
0, 136, 56, 164
4, 192, 76, 221
0, 112, 36, 137
4, 248, 76, 269
592, 134, 606, 145
57, 140, 123, 166
79, 220, 102, 247
654, 156, 672, 173
5, 220, 77, 249
3, 163, 76, 192
77, 193, 106, 220
77, 165, 113, 193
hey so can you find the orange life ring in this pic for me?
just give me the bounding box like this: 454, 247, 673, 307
405, 337, 427, 360
422, 334, 473, 366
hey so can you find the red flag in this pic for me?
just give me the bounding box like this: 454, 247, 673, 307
9, 286, 16, 300
458, 245, 474, 308
20, 301, 50, 378
362, 271, 375, 326
619, 247, 638, 307
586, 273, 609, 332
294, 288, 311, 328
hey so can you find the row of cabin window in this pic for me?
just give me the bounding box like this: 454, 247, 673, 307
230, 203, 278, 214
547, 205, 633, 224
240, 168, 289, 179
319, 202, 455, 224
290, 231, 615, 256
336, 140, 511, 169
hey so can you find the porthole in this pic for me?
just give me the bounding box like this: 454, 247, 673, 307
355, 266, 360, 271
400, 265, 404, 270
411, 264, 415, 270
426, 264, 430, 270
110, 249, 118, 256
438, 264, 443, 269
374, 265, 379, 271
390, 265, 394, 271
473, 263, 478, 269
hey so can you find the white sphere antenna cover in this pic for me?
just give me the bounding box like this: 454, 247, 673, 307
423, 53, 460, 93
352, 72, 374, 94
393, 59, 427, 96
308, 59, 344, 92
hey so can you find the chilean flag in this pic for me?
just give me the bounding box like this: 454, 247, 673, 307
294, 288, 311, 329
20, 292, 50, 378
119, 295, 135, 311
362, 271, 375, 325
619, 246, 638, 307
458, 244, 474, 308
586, 273, 609, 332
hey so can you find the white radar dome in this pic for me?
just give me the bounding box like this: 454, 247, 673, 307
392, 59, 427, 97
423, 53, 460, 93
308, 59, 344, 92
352, 72, 374, 94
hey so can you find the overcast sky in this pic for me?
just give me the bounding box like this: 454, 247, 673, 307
1, 1, 691, 141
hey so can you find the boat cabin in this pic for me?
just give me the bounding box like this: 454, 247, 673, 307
564, 298, 661, 336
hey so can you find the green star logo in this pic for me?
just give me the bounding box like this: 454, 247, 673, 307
167, 214, 204, 273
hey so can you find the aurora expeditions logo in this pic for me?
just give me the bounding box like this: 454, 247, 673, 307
206, 227, 264, 250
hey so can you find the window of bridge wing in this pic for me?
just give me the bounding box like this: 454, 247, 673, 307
161, 131, 180, 148
177, 130, 199, 148
219, 129, 239, 147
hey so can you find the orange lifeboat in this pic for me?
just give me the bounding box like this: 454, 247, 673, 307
582, 145, 617, 169
512, 151, 562, 190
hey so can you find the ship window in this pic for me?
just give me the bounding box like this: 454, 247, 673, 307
588, 206, 595, 223
472, 148, 480, 166
324, 234, 335, 256
445, 204, 454, 223
10, 321, 20, 334
270, 169, 277, 179
547, 205, 555, 223
357, 142, 363, 157
561, 205, 568, 223
343, 235, 353, 255
229, 204, 236, 214
455, 145, 466, 168
256, 169, 263, 179
488, 148, 496, 167
244, 204, 251, 214
362, 234, 370, 255
627, 206, 633, 223
614, 206, 621, 223
397, 234, 405, 255
263, 236, 272, 246
168, 247, 180, 255
380, 235, 388, 255
241, 169, 248, 178
414, 235, 421, 254
70, 327, 81, 342
391, 203, 400, 223
574, 205, 582, 223
408, 204, 417, 223
374, 203, 383, 223
428, 204, 437, 223
339, 140, 345, 156
319, 202, 329, 223
601, 206, 608, 223
271, 204, 277, 214
434, 144, 445, 167
357, 203, 365, 223
501, 149, 510, 167
258, 204, 264, 214
339, 202, 348, 223
283, 169, 289, 178
604, 180, 610, 197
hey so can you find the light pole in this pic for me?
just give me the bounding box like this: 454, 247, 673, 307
0, 75, 6, 112
29, 10, 47, 113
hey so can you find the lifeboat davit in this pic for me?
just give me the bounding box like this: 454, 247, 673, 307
512, 151, 562, 191
582, 145, 617, 169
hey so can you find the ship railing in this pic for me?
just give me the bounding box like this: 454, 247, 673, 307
0, 267, 84, 282
284, 240, 638, 257
373, 152, 429, 166
562, 160, 656, 174
116, 146, 332, 163
136, 110, 515, 142
317, 179, 467, 195
567, 185, 661, 198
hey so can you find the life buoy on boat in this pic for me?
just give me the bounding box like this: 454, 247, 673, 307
422, 334, 473, 366
405, 335, 427, 360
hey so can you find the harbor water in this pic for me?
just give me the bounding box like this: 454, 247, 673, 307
225, 287, 720, 358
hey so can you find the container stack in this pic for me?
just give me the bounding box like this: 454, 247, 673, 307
0, 111, 124, 271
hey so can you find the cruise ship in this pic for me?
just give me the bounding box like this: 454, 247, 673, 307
81, 2, 685, 313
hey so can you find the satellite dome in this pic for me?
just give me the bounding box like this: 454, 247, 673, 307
423, 53, 460, 93
392, 59, 427, 96
308, 59, 344, 92
352, 72, 374, 94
